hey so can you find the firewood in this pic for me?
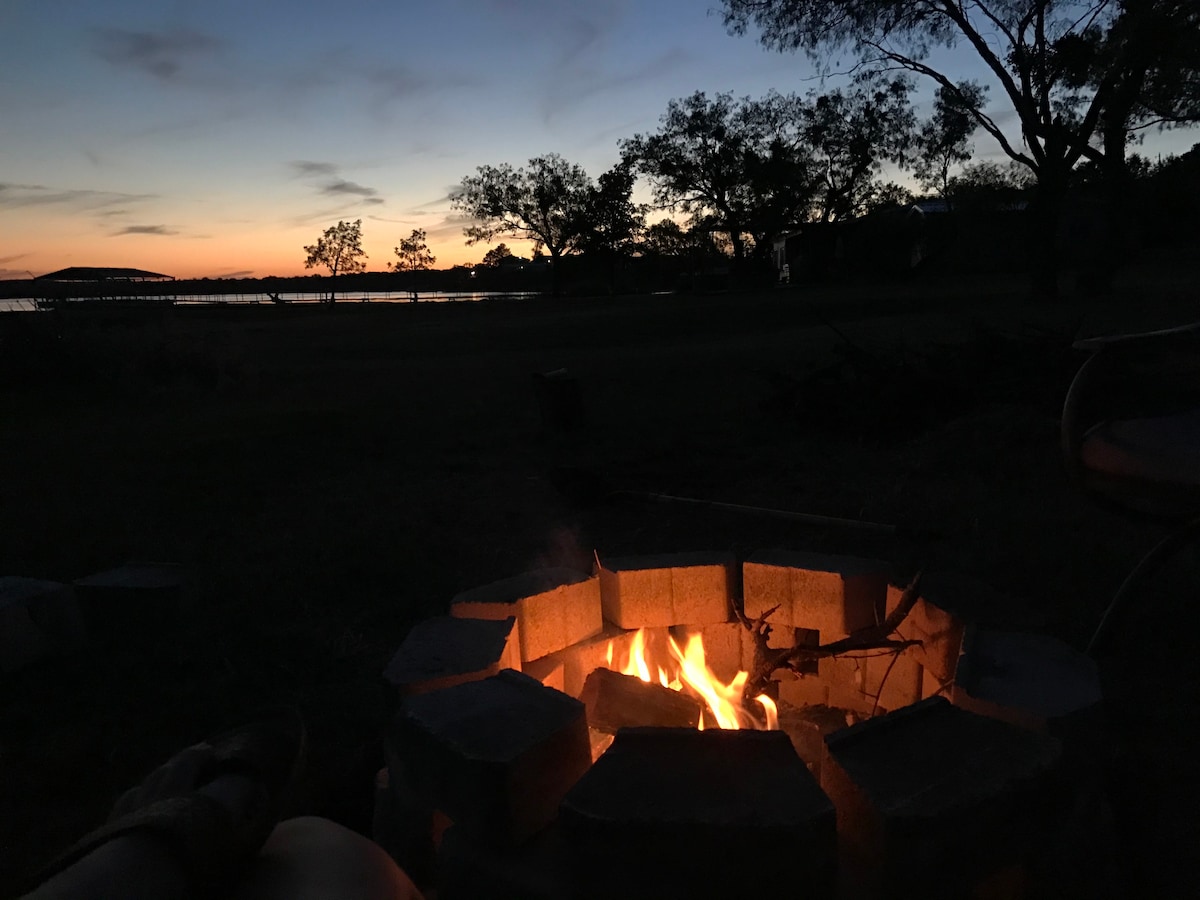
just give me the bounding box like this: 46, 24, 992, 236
741, 571, 924, 700
580, 667, 703, 733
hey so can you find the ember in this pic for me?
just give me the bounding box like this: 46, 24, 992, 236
605, 627, 777, 730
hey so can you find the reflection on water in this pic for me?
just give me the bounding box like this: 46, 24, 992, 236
0, 290, 542, 312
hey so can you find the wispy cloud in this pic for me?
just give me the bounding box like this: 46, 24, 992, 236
290, 161, 338, 178
322, 179, 378, 198
0, 253, 30, 265
213, 270, 255, 279
0, 183, 157, 211
541, 48, 693, 123
112, 224, 178, 236
90, 27, 223, 83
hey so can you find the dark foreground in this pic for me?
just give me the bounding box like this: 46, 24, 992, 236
3, 264, 1199, 894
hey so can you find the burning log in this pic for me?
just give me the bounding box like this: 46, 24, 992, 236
579, 666, 703, 733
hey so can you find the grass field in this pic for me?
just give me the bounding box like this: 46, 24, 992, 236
3, 263, 1199, 894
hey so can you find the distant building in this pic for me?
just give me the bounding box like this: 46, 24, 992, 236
32, 267, 175, 305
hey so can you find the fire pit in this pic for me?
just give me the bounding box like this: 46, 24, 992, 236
378, 550, 1104, 899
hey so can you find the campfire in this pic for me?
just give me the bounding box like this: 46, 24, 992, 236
380, 550, 1104, 899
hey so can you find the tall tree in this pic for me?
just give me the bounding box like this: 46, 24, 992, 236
800, 73, 917, 221
721, 0, 1198, 294
452, 154, 592, 295
480, 244, 514, 267
576, 161, 646, 291
303, 219, 367, 303
391, 228, 436, 272
621, 91, 817, 269
914, 82, 988, 205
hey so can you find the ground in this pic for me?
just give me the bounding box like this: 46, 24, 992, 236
2, 262, 1198, 895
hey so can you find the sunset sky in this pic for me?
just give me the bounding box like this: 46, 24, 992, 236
4, 0, 1197, 280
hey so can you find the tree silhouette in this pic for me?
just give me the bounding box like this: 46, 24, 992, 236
914, 82, 988, 206
303, 219, 367, 303
480, 244, 514, 267
722, 0, 1199, 294
576, 161, 646, 291
801, 73, 917, 222
391, 228, 436, 272
453, 154, 592, 295
621, 91, 817, 268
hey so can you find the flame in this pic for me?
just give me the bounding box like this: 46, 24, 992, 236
604, 628, 775, 731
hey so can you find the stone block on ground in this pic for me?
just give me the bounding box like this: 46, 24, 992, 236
384, 616, 520, 695
886, 581, 966, 685
73, 562, 186, 630
951, 627, 1104, 743
397, 669, 590, 846
438, 824, 570, 900
744, 550, 887, 642
821, 696, 1064, 899
560, 728, 836, 899
0, 578, 85, 655
596, 552, 733, 629
451, 568, 602, 662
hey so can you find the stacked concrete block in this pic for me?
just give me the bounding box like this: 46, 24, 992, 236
526, 625, 671, 698
451, 568, 602, 663
560, 728, 837, 899
861, 650, 924, 714
397, 670, 591, 846
667, 621, 745, 685
821, 697, 1064, 899
596, 552, 733, 629
951, 627, 1104, 741
885, 581, 965, 686
744, 551, 888, 642
383, 616, 519, 696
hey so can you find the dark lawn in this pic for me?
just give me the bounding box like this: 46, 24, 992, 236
2, 264, 1199, 894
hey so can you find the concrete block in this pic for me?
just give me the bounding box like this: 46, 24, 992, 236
560, 728, 836, 899
778, 672, 830, 708
887, 583, 965, 685
745, 550, 888, 643
821, 697, 1064, 899
398, 670, 591, 846
383, 616, 519, 696
597, 561, 673, 628
558, 625, 669, 698
597, 552, 733, 629
951, 628, 1104, 742
451, 568, 602, 662
1, 578, 84, 654
522, 653, 565, 693
743, 559, 793, 625
862, 650, 924, 713
438, 824, 570, 900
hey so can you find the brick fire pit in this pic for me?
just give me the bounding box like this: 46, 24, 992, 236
378, 551, 1104, 899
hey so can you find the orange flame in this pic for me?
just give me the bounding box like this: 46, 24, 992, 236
605, 628, 776, 731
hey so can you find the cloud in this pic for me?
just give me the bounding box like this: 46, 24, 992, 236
290, 161, 338, 178
112, 224, 178, 236
322, 179, 378, 198
90, 27, 223, 83
0, 183, 157, 211
541, 47, 694, 122
213, 270, 255, 279
0, 253, 29, 265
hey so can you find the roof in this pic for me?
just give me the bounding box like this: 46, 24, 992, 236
34, 267, 174, 282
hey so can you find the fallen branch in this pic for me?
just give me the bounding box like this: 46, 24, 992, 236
742, 570, 924, 700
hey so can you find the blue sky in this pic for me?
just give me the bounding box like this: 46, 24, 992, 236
2, 0, 1196, 278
